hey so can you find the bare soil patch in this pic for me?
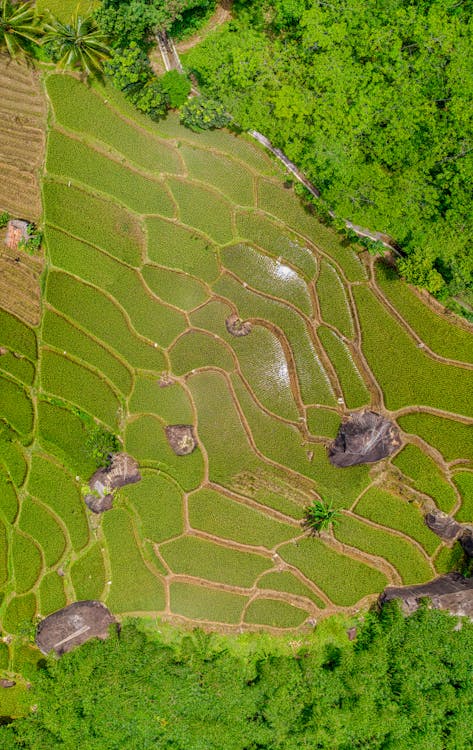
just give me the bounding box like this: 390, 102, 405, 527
0, 228, 43, 326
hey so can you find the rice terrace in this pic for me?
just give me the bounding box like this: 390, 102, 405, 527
1, 57, 473, 703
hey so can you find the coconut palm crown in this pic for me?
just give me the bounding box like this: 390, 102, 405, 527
0, 0, 41, 58
302, 500, 341, 535
43, 11, 110, 76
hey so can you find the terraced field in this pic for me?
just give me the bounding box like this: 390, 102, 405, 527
0, 72, 472, 650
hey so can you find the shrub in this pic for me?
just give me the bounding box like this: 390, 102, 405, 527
131, 79, 168, 120
161, 70, 191, 108
180, 96, 230, 131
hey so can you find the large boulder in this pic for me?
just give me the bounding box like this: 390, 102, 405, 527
85, 452, 141, 514
379, 573, 473, 617
425, 510, 463, 542
35, 601, 116, 656
165, 425, 197, 455
328, 411, 401, 467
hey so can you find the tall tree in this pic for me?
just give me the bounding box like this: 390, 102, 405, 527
0, 0, 41, 59
43, 12, 110, 76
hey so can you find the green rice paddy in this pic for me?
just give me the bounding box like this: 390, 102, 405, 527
0, 71, 472, 648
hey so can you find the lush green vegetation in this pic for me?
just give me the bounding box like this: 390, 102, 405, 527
6, 606, 473, 748
184, 0, 473, 306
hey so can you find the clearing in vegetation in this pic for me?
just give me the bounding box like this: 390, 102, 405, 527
0, 70, 472, 679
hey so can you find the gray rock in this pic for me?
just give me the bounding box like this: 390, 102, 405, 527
328, 411, 401, 467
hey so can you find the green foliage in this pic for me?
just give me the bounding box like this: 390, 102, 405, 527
302, 500, 341, 534
131, 77, 168, 120
180, 96, 231, 131
0, 210, 10, 228
43, 11, 111, 76
105, 42, 150, 95
84, 422, 120, 467
95, 0, 167, 49
185, 0, 473, 302
6, 609, 473, 747
0, 0, 41, 59
161, 70, 191, 108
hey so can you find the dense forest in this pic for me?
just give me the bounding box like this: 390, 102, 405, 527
184, 0, 473, 305
2, 604, 473, 748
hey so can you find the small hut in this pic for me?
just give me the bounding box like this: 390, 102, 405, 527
5, 219, 29, 251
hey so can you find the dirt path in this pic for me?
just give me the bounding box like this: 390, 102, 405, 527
175, 0, 233, 54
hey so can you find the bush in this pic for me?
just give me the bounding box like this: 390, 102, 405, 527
105, 43, 150, 96
161, 70, 191, 108
180, 96, 230, 131
131, 79, 168, 121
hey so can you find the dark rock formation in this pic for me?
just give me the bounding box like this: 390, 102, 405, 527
425, 510, 463, 542
328, 411, 401, 467
36, 601, 116, 656
165, 424, 197, 455
84, 452, 141, 514
0, 680, 15, 688
225, 313, 252, 337
379, 573, 473, 617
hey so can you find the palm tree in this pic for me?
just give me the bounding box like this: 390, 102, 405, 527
303, 500, 341, 535
0, 0, 41, 59
43, 11, 110, 77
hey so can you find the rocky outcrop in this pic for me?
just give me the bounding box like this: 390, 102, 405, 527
328, 411, 401, 467
425, 510, 463, 542
225, 314, 252, 337
165, 425, 197, 455
84, 453, 141, 513
36, 601, 116, 656
380, 573, 473, 617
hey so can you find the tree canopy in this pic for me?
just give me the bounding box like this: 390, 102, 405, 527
3, 604, 473, 748
184, 0, 473, 304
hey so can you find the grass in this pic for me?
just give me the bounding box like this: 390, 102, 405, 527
257, 571, 325, 608
190, 299, 233, 338
46, 231, 187, 348
170, 581, 247, 624
19, 497, 67, 568
27, 454, 89, 553
392, 443, 457, 512
188, 488, 296, 548
0, 520, 8, 587
2, 593, 36, 634
102, 508, 165, 613
0, 309, 37, 360
334, 514, 433, 585
142, 264, 208, 311
316, 261, 354, 338
213, 274, 335, 406
0, 477, 18, 524
0, 439, 28, 488
306, 407, 341, 438
0, 375, 33, 436
376, 262, 473, 365
306, 444, 371, 509
236, 210, 317, 279
36, 0, 93, 20
70, 544, 106, 601
46, 75, 183, 175
397, 413, 473, 463
318, 327, 370, 408
40, 349, 121, 430
256, 180, 366, 282
47, 130, 176, 217
46, 270, 166, 371
454, 472, 473, 522
353, 286, 473, 416
160, 536, 272, 587
170, 331, 235, 374
355, 487, 440, 555
124, 471, 184, 543
229, 326, 299, 421
38, 571, 67, 617
146, 217, 220, 282
221, 243, 313, 316
278, 537, 387, 606
167, 177, 234, 244
125, 415, 204, 492
37, 400, 98, 479
0, 352, 35, 386
129, 377, 194, 424
232, 374, 316, 479
244, 598, 309, 628
43, 181, 144, 266
42, 309, 133, 397
180, 145, 255, 206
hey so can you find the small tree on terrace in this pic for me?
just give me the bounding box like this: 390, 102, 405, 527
43, 11, 110, 76
0, 0, 41, 59
303, 500, 341, 535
